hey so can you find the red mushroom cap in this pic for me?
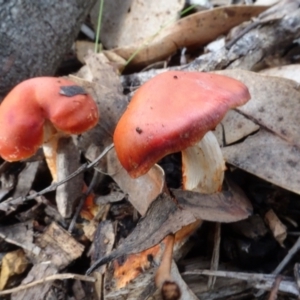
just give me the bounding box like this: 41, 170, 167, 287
113, 71, 250, 178
0, 77, 99, 161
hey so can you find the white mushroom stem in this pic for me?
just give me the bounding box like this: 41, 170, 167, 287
42, 121, 83, 218
182, 131, 225, 193
153, 131, 225, 296
181, 130, 225, 289
43, 139, 60, 181
42, 121, 60, 182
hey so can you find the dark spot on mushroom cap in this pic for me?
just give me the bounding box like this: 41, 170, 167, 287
60, 85, 87, 97
136, 127, 143, 134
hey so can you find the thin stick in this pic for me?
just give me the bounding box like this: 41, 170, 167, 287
155, 235, 175, 287
268, 276, 282, 300
207, 222, 221, 289
68, 169, 99, 233
273, 236, 300, 275
183, 270, 299, 296
155, 234, 181, 300
255, 236, 300, 297
0, 273, 96, 295
0, 143, 114, 212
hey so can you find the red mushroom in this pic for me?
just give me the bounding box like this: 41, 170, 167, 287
113, 71, 251, 297
113, 71, 250, 180
0, 77, 99, 181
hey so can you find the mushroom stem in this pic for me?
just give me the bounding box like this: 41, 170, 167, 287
155, 234, 181, 300
42, 121, 60, 181
42, 121, 85, 218
0, 77, 99, 219
112, 71, 250, 296
182, 130, 225, 290
182, 131, 225, 193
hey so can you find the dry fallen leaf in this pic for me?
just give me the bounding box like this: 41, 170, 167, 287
87, 184, 252, 273
36, 222, 84, 269
75, 41, 128, 71
12, 264, 58, 300
95, 189, 125, 205
88, 179, 252, 296
122, 2, 300, 82
91, 0, 185, 49
0, 249, 28, 290
107, 149, 165, 216
0, 221, 40, 256
70, 52, 128, 162
13, 162, 39, 198
259, 64, 300, 83
264, 209, 287, 247
214, 110, 260, 146
11, 222, 86, 298
105, 5, 267, 68
223, 129, 300, 193
216, 69, 300, 195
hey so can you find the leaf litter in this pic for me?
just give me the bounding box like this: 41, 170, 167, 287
1, 1, 300, 299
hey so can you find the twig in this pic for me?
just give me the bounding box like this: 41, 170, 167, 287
183, 270, 299, 296
207, 222, 221, 289
268, 276, 282, 300
0, 273, 96, 295
68, 169, 99, 233
0, 143, 114, 212
273, 236, 300, 275
255, 236, 300, 297
155, 234, 181, 300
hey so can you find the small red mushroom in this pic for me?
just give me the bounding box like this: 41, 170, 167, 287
0, 77, 99, 181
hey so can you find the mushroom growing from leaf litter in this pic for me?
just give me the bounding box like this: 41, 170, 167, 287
114, 71, 250, 181
0, 77, 99, 181
113, 71, 251, 298
0, 77, 99, 217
